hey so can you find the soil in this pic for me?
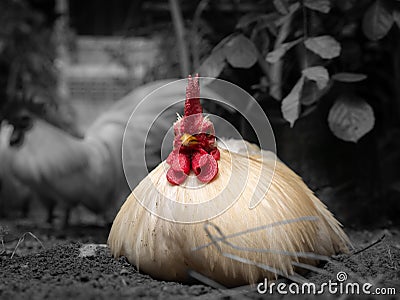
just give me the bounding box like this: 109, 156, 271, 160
0, 219, 399, 300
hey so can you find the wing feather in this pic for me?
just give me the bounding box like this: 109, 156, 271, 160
9, 118, 89, 184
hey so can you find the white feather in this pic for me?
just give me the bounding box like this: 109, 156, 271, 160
108, 148, 351, 286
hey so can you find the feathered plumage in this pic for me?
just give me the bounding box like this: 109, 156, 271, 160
108, 75, 350, 287
108, 145, 350, 286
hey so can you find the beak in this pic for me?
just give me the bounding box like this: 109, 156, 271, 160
180, 133, 198, 146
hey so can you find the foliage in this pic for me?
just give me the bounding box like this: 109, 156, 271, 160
197, 0, 400, 143
328, 95, 375, 142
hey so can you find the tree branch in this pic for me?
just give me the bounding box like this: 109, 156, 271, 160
169, 0, 191, 76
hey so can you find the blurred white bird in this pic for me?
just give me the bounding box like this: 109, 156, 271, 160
0, 79, 242, 225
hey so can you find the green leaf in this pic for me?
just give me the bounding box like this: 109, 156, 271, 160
393, 10, 400, 29
266, 38, 302, 63
211, 34, 234, 52
304, 0, 331, 13
224, 34, 258, 68
362, 0, 393, 41
281, 76, 305, 127
273, 0, 289, 14
300, 81, 329, 106
304, 36, 341, 59
332, 73, 367, 82
302, 66, 329, 89
198, 48, 226, 78
328, 96, 375, 142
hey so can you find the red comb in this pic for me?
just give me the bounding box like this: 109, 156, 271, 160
184, 74, 202, 116
166, 74, 220, 185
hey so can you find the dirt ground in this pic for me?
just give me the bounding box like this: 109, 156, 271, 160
0, 218, 399, 300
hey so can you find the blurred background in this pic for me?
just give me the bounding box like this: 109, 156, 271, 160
0, 0, 400, 228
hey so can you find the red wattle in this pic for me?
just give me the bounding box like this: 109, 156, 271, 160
166, 151, 176, 165
191, 151, 205, 175
210, 148, 220, 161
195, 154, 218, 183
167, 151, 190, 175
166, 168, 187, 185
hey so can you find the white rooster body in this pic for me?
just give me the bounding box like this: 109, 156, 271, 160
108, 146, 350, 286
108, 75, 350, 287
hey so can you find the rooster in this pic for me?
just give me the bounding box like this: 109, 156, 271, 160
0, 79, 241, 225
108, 75, 351, 287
